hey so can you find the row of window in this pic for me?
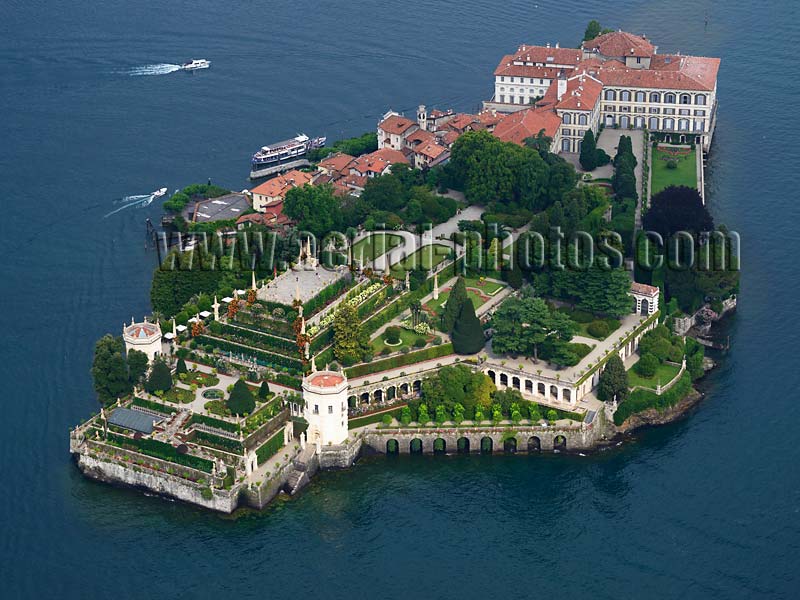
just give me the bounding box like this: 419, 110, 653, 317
562, 113, 589, 126
603, 115, 706, 131
498, 76, 549, 84
605, 106, 707, 117
497, 95, 540, 104
310, 401, 347, 414
604, 90, 707, 105
498, 87, 547, 97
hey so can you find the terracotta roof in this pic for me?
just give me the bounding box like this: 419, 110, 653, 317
124, 322, 160, 340
510, 45, 583, 65
414, 140, 448, 160
584, 31, 655, 57
308, 372, 345, 388
405, 129, 436, 146
596, 57, 719, 91
631, 282, 659, 297
493, 107, 561, 146
555, 74, 604, 111
319, 152, 355, 174
350, 148, 409, 176
236, 202, 292, 227
439, 130, 461, 147
249, 170, 313, 201
378, 114, 417, 135
494, 57, 574, 79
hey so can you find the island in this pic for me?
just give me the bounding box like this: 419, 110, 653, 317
71, 24, 738, 513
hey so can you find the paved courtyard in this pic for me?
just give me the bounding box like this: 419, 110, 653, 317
257, 264, 349, 305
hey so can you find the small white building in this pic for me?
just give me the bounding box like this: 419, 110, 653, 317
631, 282, 660, 316
302, 369, 349, 451
122, 318, 162, 362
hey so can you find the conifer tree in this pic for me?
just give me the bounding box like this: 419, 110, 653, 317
451, 299, 485, 354
597, 354, 629, 403
579, 129, 598, 171
175, 357, 188, 375
145, 359, 173, 394
441, 276, 468, 332
227, 378, 256, 416
258, 381, 270, 399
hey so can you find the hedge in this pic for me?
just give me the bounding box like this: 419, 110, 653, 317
105, 432, 214, 473
131, 397, 175, 415
195, 335, 304, 371
255, 428, 285, 463
613, 372, 693, 425
302, 275, 353, 317
345, 343, 454, 378
192, 430, 243, 454
218, 322, 296, 353
348, 407, 404, 429
189, 412, 239, 433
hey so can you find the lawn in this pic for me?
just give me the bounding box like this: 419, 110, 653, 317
651, 145, 697, 196
371, 328, 429, 354
352, 233, 404, 262
390, 243, 452, 276
627, 360, 681, 389
463, 277, 506, 296
427, 288, 489, 314
556, 306, 621, 340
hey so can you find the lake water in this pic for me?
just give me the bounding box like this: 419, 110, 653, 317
2, 0, 799, 597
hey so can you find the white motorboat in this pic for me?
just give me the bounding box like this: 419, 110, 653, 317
152, 187, 168, 198
181, 59, 210, 71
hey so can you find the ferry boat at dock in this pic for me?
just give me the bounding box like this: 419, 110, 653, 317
250, 134, 326, 179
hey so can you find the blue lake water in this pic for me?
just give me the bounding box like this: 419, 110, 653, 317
1, 0, 799, 597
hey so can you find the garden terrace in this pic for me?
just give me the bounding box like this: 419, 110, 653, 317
627, 359, 682, 390
555, 306, 622, 340
193, 335, 305, 372
351, 233, 404, 264
257, 264, 351, 309
651, 144, 698, 196
390, 244, 453, 277
346, 343, 454, 379
614, 372, 694, 425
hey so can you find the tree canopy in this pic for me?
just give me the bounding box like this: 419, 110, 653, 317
227, 378, 255, 416
420, 364, 495, 413
643, 185, 714, 241
332, 303, 371, 364
91, 335, 133, 405
451, 299, 485, 354
284, 184, 341, 238
144, 359, 173, 394
127, 349, 150, 386
491, 296, 574, 361
441, 276, 468, 332
597, 354, 629, 403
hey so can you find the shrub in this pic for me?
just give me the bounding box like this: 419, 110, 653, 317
635, 353, 659, 378
385, 326, 402, 345
546, 409, 558, 422
227, 378, 255, 416
571, 309, 594, 323
413, 337, 427, 348
587, 320, 610, 338
381, 413, 393, 425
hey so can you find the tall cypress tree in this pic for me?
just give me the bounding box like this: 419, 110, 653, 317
145, 359, 173, 394
441, 276, 468, 333
451, 299, 485, 354
579, 129, 598, 171
597, 354, 629, 403
227, 378, 256, 416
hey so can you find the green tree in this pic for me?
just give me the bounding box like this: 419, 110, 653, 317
175, 357, 188, 375
597, 354, 629, 403
635, 353, 659, 378
579, 129, 598, 171
145, 359, 173, 394
91, 335, 132, 405
583, 19, 602, 41
258, 381, 270, 399
451, 299, 485, 354
284, 184, 341, 238
127, 349, 150, 386
227, 378, 256, 416
333, 303, 370, 364
360, 174, 408, 213
492, 296, 573, 362
441, 276, 468, 332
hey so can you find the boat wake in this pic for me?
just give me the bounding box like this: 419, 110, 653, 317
125, 63, 182, 76
104, 189, 168, 218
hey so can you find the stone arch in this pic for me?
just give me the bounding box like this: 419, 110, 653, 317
348, 395, 357, 408
525, 379, 533, 393
604, 114, 615, 127
499, 373, 509, 387
563, 388, 572, 403
360, 392, 370, 404
537, 382, 546, 395
412, 380, 422, 392
641, 298, 650, 315
680, 93, 691, 105
386, 439, 399, 454
457, 437, 470, 454
563, 113, 572, 125
528, 436, 541, 452
487, 369, 496, 384
433, 438, 446, 454
649, 91, 661, 103
665, 92, 676, 104
578, 113, 588, 126
619, 115, 630, 128
512, 376, 521, 390
386, 386, 396, 400
373, 389, 384, 403
480, 436, 493, 454
400, 382, 410, 395
604, 89, 616, 101
554, 435, 567, 451
503, 437, 517, 453
695, 94, 707, 106
620, 90, 631, 102
410, 438, 423, 454
550, 385, 559, 401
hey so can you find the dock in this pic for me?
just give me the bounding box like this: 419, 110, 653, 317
250, 158, 311, 180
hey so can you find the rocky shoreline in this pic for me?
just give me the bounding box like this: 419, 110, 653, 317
615, 386, 704, 434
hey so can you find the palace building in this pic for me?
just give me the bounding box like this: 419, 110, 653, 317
485, 31, 720, 153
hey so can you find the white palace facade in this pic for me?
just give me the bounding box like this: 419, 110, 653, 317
484, 31, 720, 154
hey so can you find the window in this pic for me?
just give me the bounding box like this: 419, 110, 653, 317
561, 138, 571, 152
313, 404, 319, 414
694, 109, 706, 116
499, 95, 505, 103
679, 108, 690, 116
604, 89, 616, 101
530, 78, 535, 83
500, 76, 505, 82
620, 90, 631, 102
328, 405, 333, 414
696, 95, 707, 105
680, 94, 691, 104
562, 128, 571, 136
636, 57, 642, 64
562, 113, 571, 124
510, 77, 515, 83
665, 93, 676, 104
578, 114, 587, 125
664, 107, 675, 115
499, 87, 505, 92
635, 91, 646, 102
650, 92, 661, 103
649, 116, 659, 129
664, 118, 675, 130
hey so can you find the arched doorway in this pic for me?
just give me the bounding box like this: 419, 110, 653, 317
387, 386, 396, 401
410, 438, 423, 454
525, 380, 533, 393
487, 370, 496, 384
373, 389, 383, 403
433, 438, 446, 454
503, 437, 517, 453
537, 382, 545, 396
360, 392, 370, 405
550, 385, 558, 401
457, 437, 470, 454
554, 435, 567, 451
499, 373, 508, 387
400, 383, 410, 395
386, 439, 399, 454
412, 380, 421, 393
528, 436, 541, 452
480, 437, 493, 454
641, 298, 650, 315
348, 396, 357, 408
512, 376, 520, 390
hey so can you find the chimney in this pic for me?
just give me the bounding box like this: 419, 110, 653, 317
557, 77, 567, 101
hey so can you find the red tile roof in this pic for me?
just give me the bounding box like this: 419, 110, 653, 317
584, 31, 655, 57
308, 372, 345, 388
596, 57, 719, 91
319, 152, 355, 174
350, 148, 409, 176
250, 170, 313, 201
378, 114, 417, 135
631, 282, 659, 297
555, 74, 604, 111
510, 45, 583, 65
493, 107, 562, 146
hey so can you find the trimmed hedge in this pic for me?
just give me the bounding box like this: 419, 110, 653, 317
131, 397, 174, 415
267, 373, 303, 390
303, 275, 353, 317
195, 335, 304, 371
189, 412, 239, 433
614, 372, 693, 425
218, 322, 297, 353
348, 407, 404, 429
345, 343, 454, 378
255, 428, 285, 463
105, 432, 214, 473
192, 430, 243, 454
